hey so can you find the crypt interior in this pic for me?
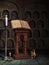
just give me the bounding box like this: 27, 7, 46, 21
0, 0, 49, 59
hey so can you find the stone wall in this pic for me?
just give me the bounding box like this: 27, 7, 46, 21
0, 0, 49, 52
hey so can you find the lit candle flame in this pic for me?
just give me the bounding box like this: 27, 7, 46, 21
5, 15, 8, 26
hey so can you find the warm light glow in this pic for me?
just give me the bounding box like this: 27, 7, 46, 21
5, 15, 8, 26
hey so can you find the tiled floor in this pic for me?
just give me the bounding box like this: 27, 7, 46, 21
0, 54, 49, 65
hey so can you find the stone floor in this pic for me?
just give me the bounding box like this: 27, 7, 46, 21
0, 54, 49, 65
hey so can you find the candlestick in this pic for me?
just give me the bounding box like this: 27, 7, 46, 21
4, 15, 8, 60
5, 15, 8, 26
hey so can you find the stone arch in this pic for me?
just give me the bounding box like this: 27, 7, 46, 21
2, 30, 6, 38
24, 11, 31, 19
0, 40, 5, 48
10, 29, 14, 37
37, 39, 45, 49
0, 1, 19, 28
41, 11, 48, 19
0, 1, 19, 19
33, 11, 40, 20
8, 20, 11, 28
29, 20, 36, 28
2, 10, 9, 18
7, 39, 14, 48
28, 30, 32, 38
0, 1, 19, 11
33, 29, 40, 38
41, 29, 48, 37
29, 39, 36, 50
0, 19, 5, 28
6, 0, 19, 12
2, 30, 10, 38
37, 20, 44, 28
11, 10, 19, 20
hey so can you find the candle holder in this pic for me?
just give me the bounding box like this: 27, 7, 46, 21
4, 15, 8, 60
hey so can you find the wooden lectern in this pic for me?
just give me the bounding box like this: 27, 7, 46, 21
11, 20, 31, 59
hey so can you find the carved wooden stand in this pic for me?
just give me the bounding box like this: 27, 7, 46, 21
13, 29, 30, 59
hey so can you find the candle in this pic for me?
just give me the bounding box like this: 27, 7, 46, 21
5, 15, 8, 26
